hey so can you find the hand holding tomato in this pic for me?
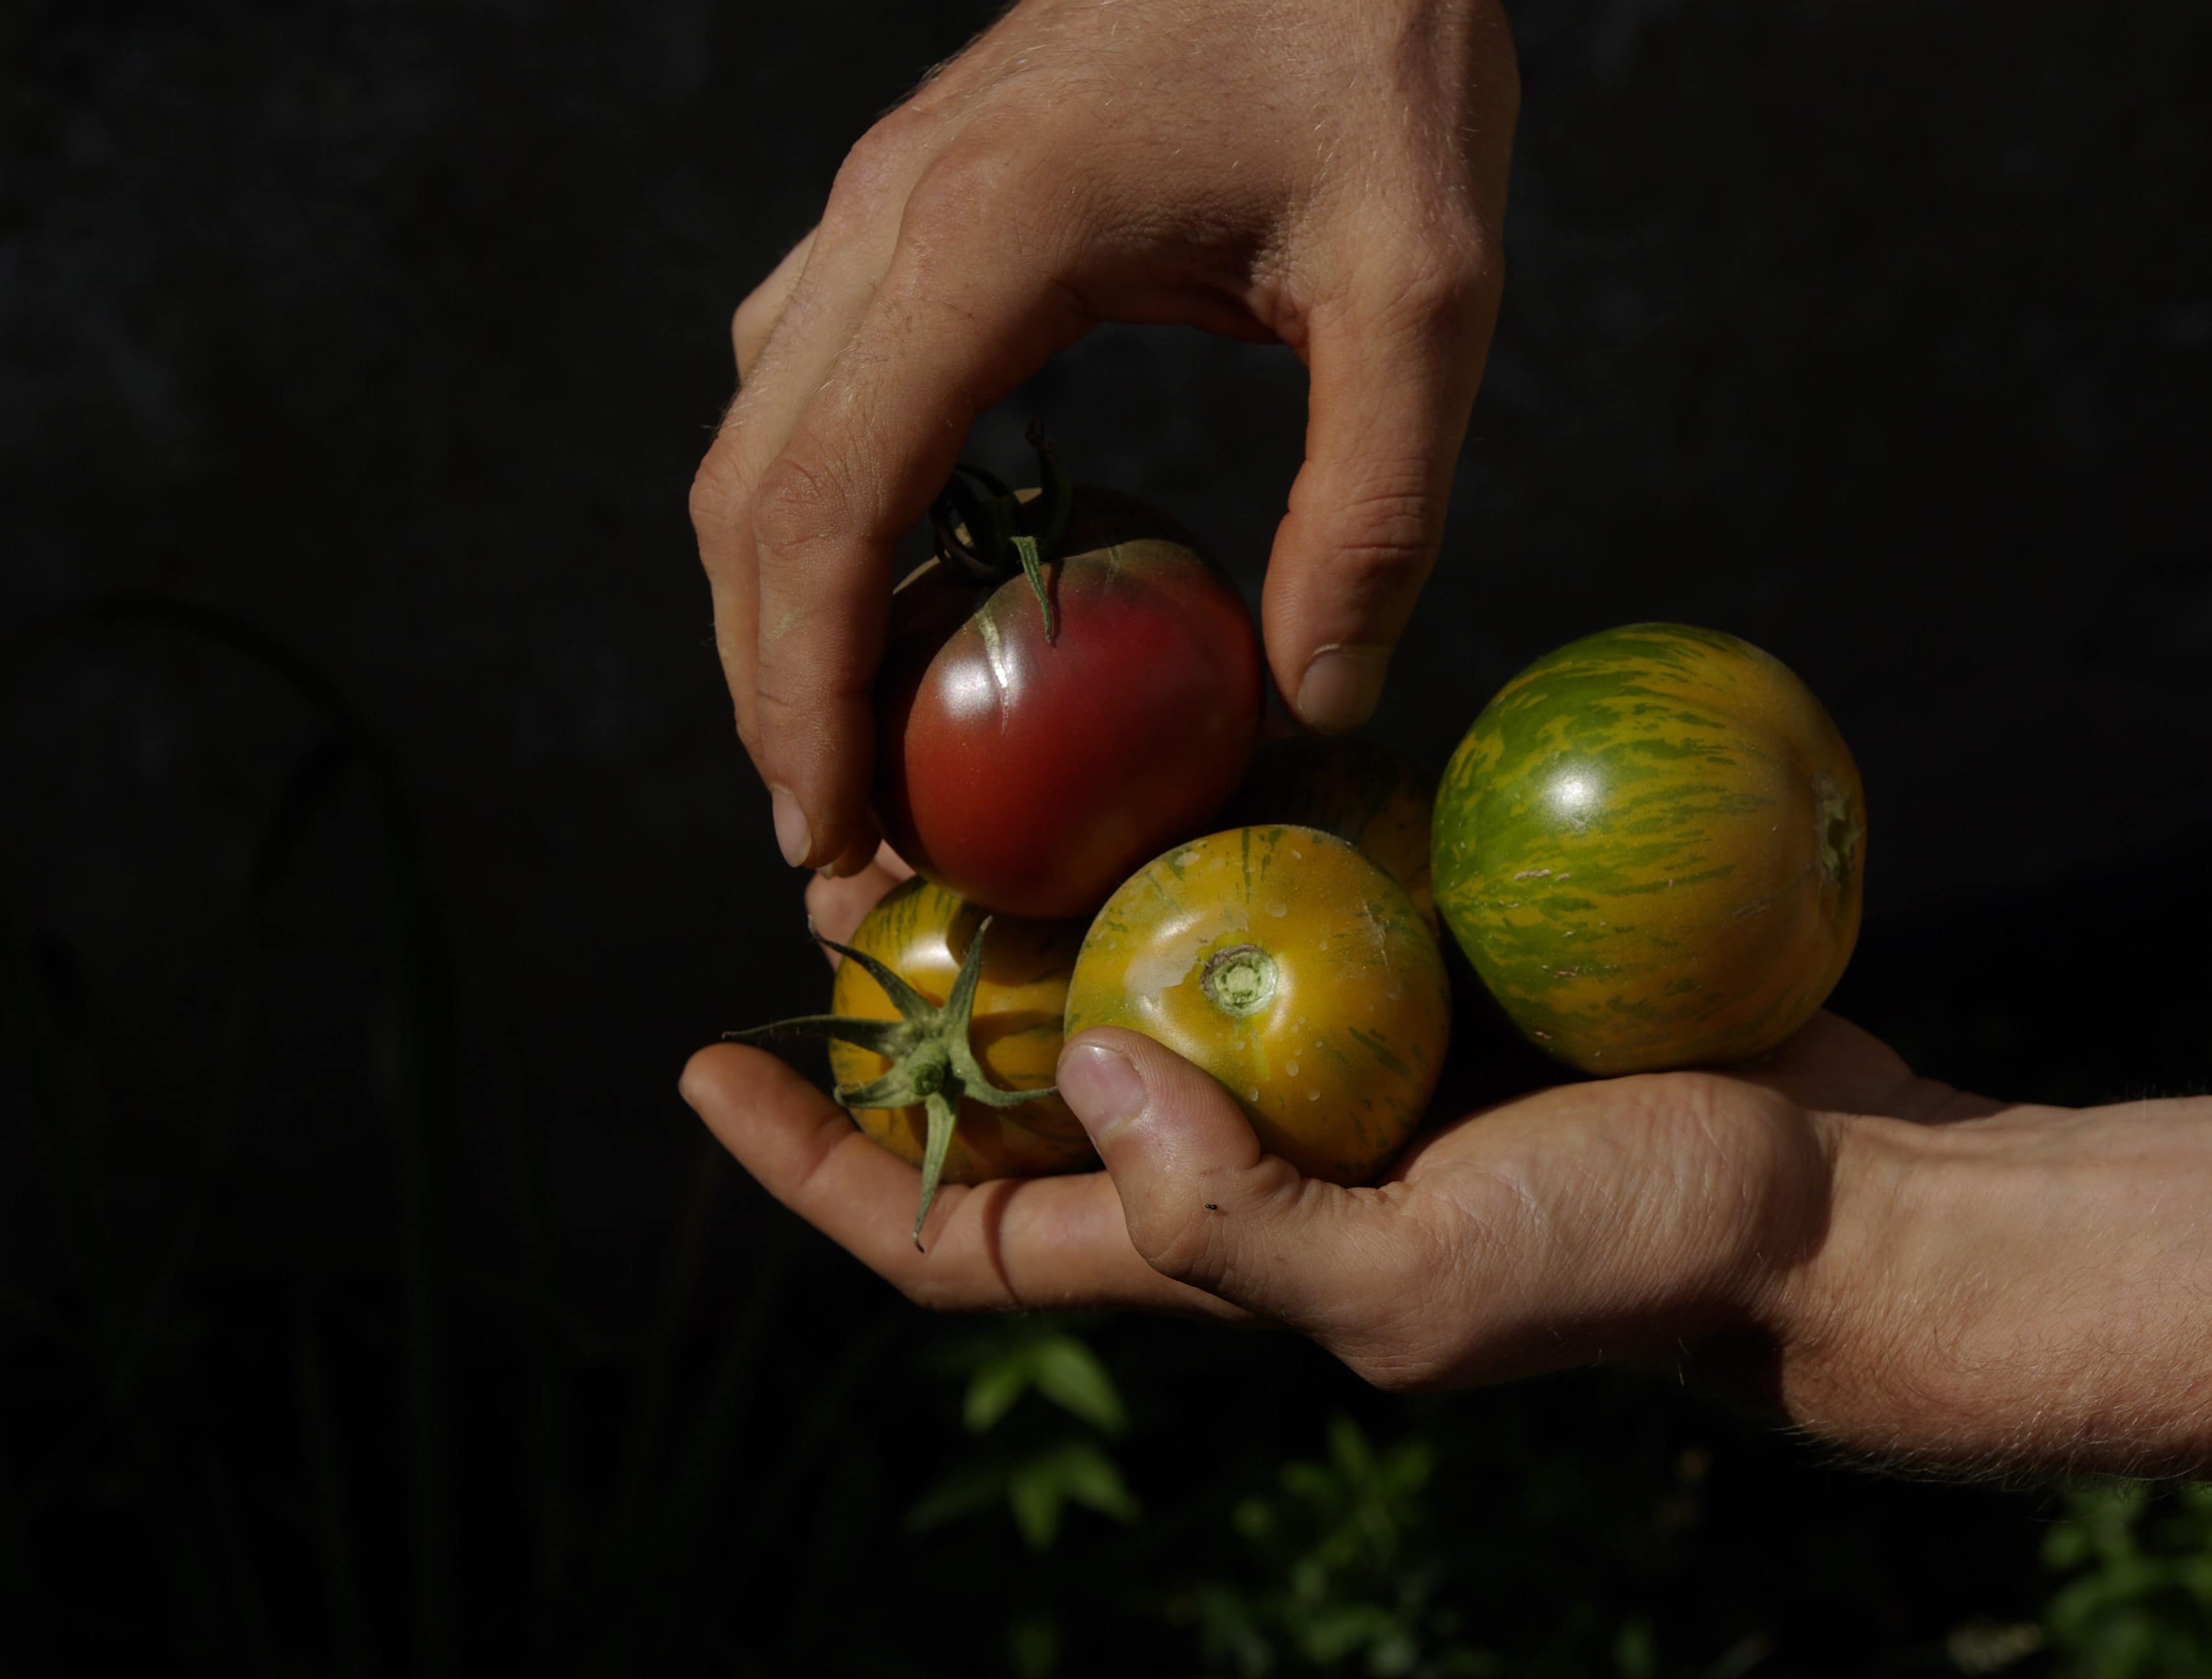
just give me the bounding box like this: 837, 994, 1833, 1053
687, 852, 2212, 1472
688, 0, 1518, 875
686, 977, 1869, 1364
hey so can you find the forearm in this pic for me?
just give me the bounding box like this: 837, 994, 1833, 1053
1770, 1099, 2212, 1475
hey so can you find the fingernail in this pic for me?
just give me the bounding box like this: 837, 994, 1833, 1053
1295, 643, 1392, 733
1057, 1041, 1147, 1141
816, 831, 879, 880
768, 785, 812, 867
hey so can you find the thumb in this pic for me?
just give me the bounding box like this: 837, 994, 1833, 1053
1264, 271, 1495, 733
1055, 1027, 1337, 1316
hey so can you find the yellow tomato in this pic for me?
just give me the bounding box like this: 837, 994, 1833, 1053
1064, 826, 1451, 1185
827, 877, 1096, 1184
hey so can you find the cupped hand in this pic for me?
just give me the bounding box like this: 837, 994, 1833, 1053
682, 849, 1991, 1395
689, 0, 1519, 876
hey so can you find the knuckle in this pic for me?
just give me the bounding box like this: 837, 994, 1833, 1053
1127, 1204, 1227, 1290
1126, 1163, 1308, 1300
902, 128, 1096, 264
731, 291, 776, 371
1335, 480, 1439, 565
1369, 240, 1491, 338
824, 105, 934, 231
1310, 479, 1442, 621
1400, 251, 1488, 330
900, 150, 1000, 249
687, 449, 743, 542
750, 451, 849, 556
752, 681, 814, 729
855, 100, 936, 169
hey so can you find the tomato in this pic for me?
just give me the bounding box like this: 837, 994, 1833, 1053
1227, 736, 1438, 930
731, 876, 1094, 1240
1064, 825, 1451, 1185
877, 442, 1265, 920
1432, 623, 1865, 1075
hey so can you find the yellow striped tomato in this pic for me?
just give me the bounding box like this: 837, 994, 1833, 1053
1065, 826, 1450, 1185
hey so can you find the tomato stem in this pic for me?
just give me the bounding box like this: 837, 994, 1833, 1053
1009, 531, 1055, 643
1199, 944, 1280, 1018
927, 423, 1077, 644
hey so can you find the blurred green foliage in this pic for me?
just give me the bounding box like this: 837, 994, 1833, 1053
2040, 1483, 2212, 1677
1187, 1415, 1489, 1677
909, 1324, 1140, 1551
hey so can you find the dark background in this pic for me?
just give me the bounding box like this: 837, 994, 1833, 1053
5, 0, 2209, 1673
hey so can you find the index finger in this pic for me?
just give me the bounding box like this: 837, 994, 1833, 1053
743, 181, 1091, 874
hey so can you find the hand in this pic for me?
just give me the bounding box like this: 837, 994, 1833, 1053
684, 893, 1905, 1369
689, 0, 1519, 874
685, 855, 2212, 1474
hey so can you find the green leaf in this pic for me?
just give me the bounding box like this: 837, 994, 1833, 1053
1007, 1459, 1065, 1551
963, 1355, 1033, 1435
1028, 1336, 1129, 1435
905, 1459, 1008, 1533
1007, 1608, 1061, 1679
1328, 1415, 1376, 1481
1192, 1582, 1273, 1675
1300, 1603, 1396, 1663
1232, 1496, 1274, 1542
1369, 1628, 1420, 1676
1282, 1462, 1339, 1509
1050, 1439, 1140, 1524
1383, 1438, 1436, 1500
2045, 1523, 2091, 1572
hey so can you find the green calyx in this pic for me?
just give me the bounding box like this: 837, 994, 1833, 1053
1814, 773, 1863, 889
929, 421, 1076, 643
723, 916, 1057, 1249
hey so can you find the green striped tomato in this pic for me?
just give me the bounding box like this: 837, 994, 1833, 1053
1433, 624, 1865, 1075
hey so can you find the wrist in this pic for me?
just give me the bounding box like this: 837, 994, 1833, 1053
1756, 1100, 2212, 1474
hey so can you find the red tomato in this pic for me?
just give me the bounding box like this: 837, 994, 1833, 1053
877, 453, 1265, 922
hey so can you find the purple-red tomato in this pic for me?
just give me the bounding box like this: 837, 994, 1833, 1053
877, 481, 1265, 920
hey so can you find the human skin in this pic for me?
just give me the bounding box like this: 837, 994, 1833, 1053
684, 849, 2212, 1478
689, 0, 1519, 876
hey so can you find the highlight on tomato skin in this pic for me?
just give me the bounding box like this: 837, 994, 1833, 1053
1064, 825, 1452, 1187
1431, 622, 1866, 1077
875, 472, 1266, 922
